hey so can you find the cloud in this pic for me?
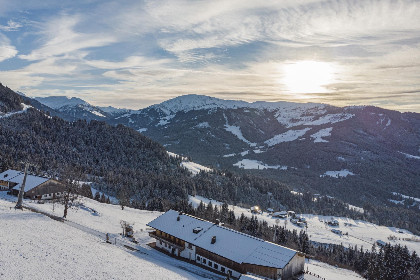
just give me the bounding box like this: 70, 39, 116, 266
0, 33, 17, 61
19, 14, 117, 61
0, 20, 22, 31
1, 0, 420, 113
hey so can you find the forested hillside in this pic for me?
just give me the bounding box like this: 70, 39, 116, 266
1, 84, 419, 234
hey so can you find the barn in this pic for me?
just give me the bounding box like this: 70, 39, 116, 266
147, 210, 305, 279
0, 169, 66, 200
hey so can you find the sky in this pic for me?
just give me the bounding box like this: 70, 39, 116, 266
0, 0, 419, 112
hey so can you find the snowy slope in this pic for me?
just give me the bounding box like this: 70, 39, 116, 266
305, 259, 363, 280
168, 151, 212, 175
0, 192, 369, 280
0, 194, 222, 280
189, 195, 420, 254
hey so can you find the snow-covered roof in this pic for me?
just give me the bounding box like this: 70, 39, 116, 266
0, 169, 49, 191
147, 210, 298, 269
147, 210, 214, 244
0, 169, 23, 180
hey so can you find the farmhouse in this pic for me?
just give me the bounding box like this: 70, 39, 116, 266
0, 169, 66, 200
147, 210, 305, 280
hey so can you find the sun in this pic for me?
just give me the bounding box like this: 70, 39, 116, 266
281, 61, 335, 95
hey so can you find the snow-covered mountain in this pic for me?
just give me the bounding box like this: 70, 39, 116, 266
24, 94, 420, 212
33, 96, 131, 121
34, 96, 89, 109
106, 95, 420, 210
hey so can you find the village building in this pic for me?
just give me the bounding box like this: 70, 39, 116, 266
0, 169, 66, 200
147, 210, 305, 280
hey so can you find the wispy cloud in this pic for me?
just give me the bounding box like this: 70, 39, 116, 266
0, 33, 17, 62
0, 0, 419, 112
19, 14, 117, 61
0, 19, 22, 31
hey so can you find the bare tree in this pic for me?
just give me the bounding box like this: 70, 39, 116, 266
60, 169, 80, 219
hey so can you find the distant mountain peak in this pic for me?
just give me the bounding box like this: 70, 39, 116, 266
149, 94, 326, 116
34, 96, 89, 110
149, 94, 249, 115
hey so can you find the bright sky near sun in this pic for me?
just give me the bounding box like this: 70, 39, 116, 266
0, 0, 419, 112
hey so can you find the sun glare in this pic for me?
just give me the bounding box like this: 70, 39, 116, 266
281, 61, 335, 95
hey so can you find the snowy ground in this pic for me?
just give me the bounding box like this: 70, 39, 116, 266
305, 259, 363, 280
0, 193, 223, 280
320, 170, 355, 178
0, 191, 372, 280
233, 159, 287, 170
189, 195, 420, 254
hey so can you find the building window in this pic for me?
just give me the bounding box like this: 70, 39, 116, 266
159, 240, 162, 245
208, 261, 213, 267
196, 256, 200, 261
202, 259, 206, 264
221, 267, 225, 273
188, 243, 193, 249
214, 263, 218, 269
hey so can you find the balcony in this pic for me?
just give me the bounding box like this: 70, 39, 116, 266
149, 231, 185, 251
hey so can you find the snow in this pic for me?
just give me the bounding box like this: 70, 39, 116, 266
0, 194, 220, 280
0, 103, 32, 118
181, 161, 212, 175
167, 151, 212, 175
137, 128, 148, 133
90, 187, 119, 204
148, 210, 297, 269
347, 204, 364, 214
399, 151, 420, 160
195, 122, 210, 128
90, 110, 105, 117
264, 128, 311, 147
150, 95, 353, 131
0, 169, 49, 192
167, 151, 188, 160
224, 124, 257, 146
157, 114, 175, 126
310, 127, 333, 143
223, 153, 235, 158
188, 195, 420, 254
233, 159, 287, 170
389, 199, 404, 205
99, 106, 131, 114
320, 170, 355, 178
301, 113, 354, 126
224, 114, 256, 147
305, 259, 363, 280
392, 192, 420, 203
150, 94, 250, 115
35, 96, 88, 109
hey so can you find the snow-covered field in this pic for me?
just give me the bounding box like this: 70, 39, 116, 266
167, 151, 212, 175
0, 193, 222, 280
264, 128, 312, 147
320, 170, 355, 178
310, 127, 332, 143
233, 159, 287, 170
0, 191, 373, 280
189, 195, 420, 254
305, 259, 363, 280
